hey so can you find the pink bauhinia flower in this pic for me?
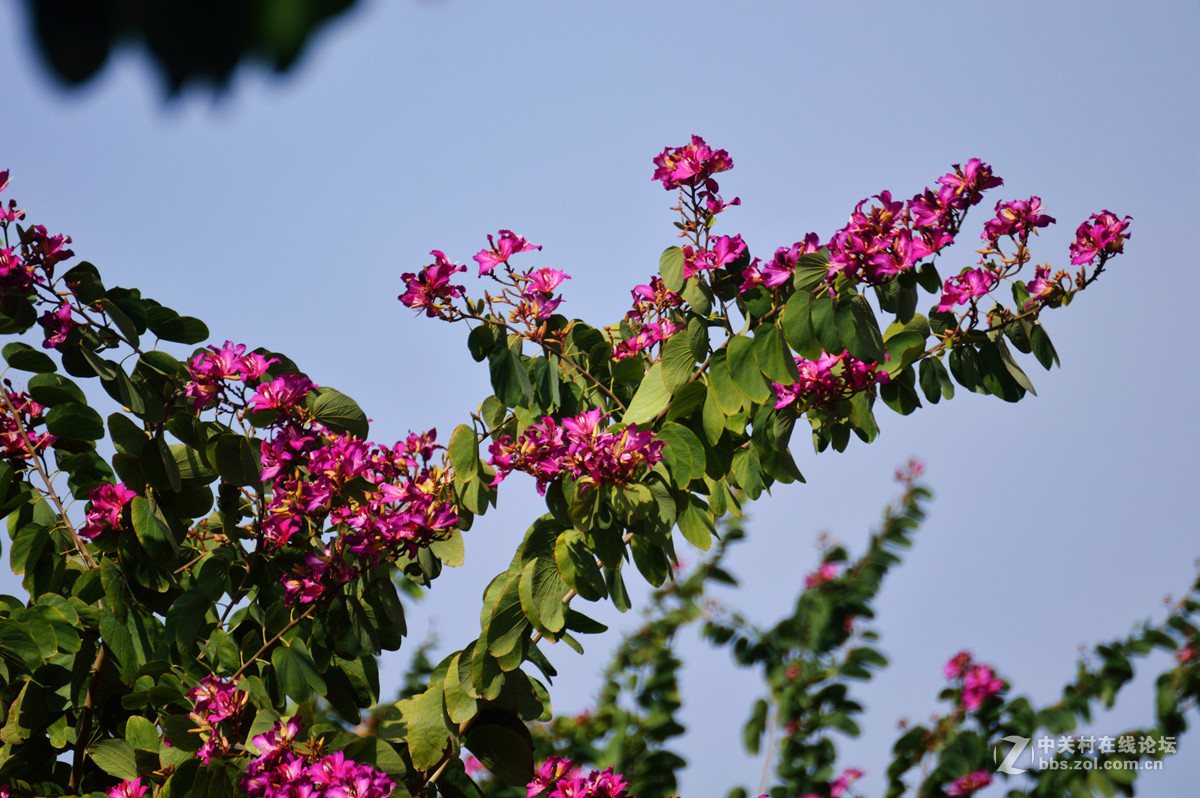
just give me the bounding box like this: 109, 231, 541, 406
1069, 210, 1132, 265
982, 196, 1055, 242
473, 230, 541, 276
79, 482, 138, 539
399, 250, 467, 317
107, 778, 148, 798
935, 267, 996, 312
652, 135, 733, 191
946, 769, 993, 796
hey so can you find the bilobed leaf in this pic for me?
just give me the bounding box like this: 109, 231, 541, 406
677, 495, 715, 551
401, 684, 451, 771
125, 716, 161, 752
708, 350, 745, 416
731, 447, 764, 500
753, 322, 797, 384
463, 709, 535, 786
2, 342, 56, 373
156, 315, 209, 345
46, 402, 104, 441
519, 556, 567, 638
810, 292, 843, 355
918, 358, 954, 403
0, 619, 42, 672
448, 424, 479, 477
976, 340, 1024, 402
27, 372, 86, 406
554, 528, 606, 602
836, 294, 886, 363
783, 290, 820, 359
442, 654, 478, 724
489, 345, 534, 408
623, 362, 671, 425
483, 574, 528, 658
1030, 323, 1059, 370
131, 496, 176, 561
996, 337, 1037, 395
90, 738, 138, 781
308, 388, 369, 438
659, 246, 685, 292
727, 334, 770, 404
660, 333, 696, 393
883, 331, 926, 376
138, 350, 181, 378
657, 422, 706, 486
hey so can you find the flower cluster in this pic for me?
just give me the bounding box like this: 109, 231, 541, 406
188, 676, 249, 763
264, 427, 458, 605
37, 301, 73, 349
79, 482, 138, 539
0, 173, 71, 296
612, 276, 683, 361
652, 135, 733, 192
740, 234, 821, 294
185, 340, 280, 410
489, 409, 664, 495
527, 756, 632, 798
771, 351, 889, 410
243, 718, 395, 798
944, 650, 1005, 711
509, 266, 570, 327
398, 250, 468, 318
935, 267, 996, 313
827, 159, 1001, 286
1069, 210, 1132, 266
0, 383, 54, 463
800, 767, 864, 798
945, 769, 993, 796
982, 196, 1056, 243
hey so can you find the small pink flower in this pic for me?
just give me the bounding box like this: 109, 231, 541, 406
982, 196, 1056, 242
1069, 210, 1131, 265
946, 769, 993, 796
805, 562, 840, 589
79, 482, 138, 540
527, 267, 570, 293
830, 767, 864, 798
38, 302, 73, 349
399, 250, 467, 317
935, 267, 995, 312
652, 135, 733, 191
944, 650, 973, 680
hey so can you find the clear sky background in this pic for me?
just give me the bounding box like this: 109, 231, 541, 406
1, 2, 1197, 796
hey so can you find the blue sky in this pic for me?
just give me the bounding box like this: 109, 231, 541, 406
1, 2, 1197, 796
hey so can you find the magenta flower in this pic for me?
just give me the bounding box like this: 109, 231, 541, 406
804, 562, 840, 589
741, 235, 820, 293
944, 650, 972, 679
399, 250, 467, 317
936, 158, 1003, 206
683, 234, 746, 278
944, 651, 1004, 710
473, 230, 542, 276
982, 196, 1056, 242
830, 768, 865, 798
248, 373, 317, 412
946, 770, 993, 796
107, 778, 149, 798
38, 302, 73, 348
188, 675, 247, 725
935, 267, 996, 312
527, 267, 570, 293
79, 482, 138, 539
1069, 210, 1131, 265
771, 351, 887, 410
1023, 265, 1060, 308
652, 135, 733, 191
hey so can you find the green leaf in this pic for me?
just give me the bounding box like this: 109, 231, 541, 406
810, 292, 843, 355
442, 654, 478, 725
27, 372, 85, 406
917, 358, 954, 403
623, 362, 671, 426
100, 298, 140, 347
661, 333, 696, 393
677, 495, 715, 551
883, 331, 926, 377
2, 342, 56, 373
519, 556, 567, 638
948, 347, 985, 393
782, 290, 820, 359
727, 334, 769, 404
402, 685, 451, 771
308, 387, 368, 438
90, 738, 139, 781
171, 444, 216, 482
753, 322, 797, 384
138, 350, 182, 378
489, 345, 533, 408
46, 402, 104, 441
731, 447, 764, 500
708, 350, 745, 416
1030, 323, 1060, 370
430, 530, 465, 567
108, 412, 147, 455
554, 528, 606, 602
448, 424, 479, 477
156, 316, 209, 344
659, 246, 685, 292
0, 619, 42, 672
976, 340, 1024, 402
125, 716, 161, 752
464, 709, 535, 786
657, 422, 706, 485
131, 496, 176, 561
996, 337, 1037, 396
482, 574, 528, 658
836, 294, 886, 363
467, 324, 498, 362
